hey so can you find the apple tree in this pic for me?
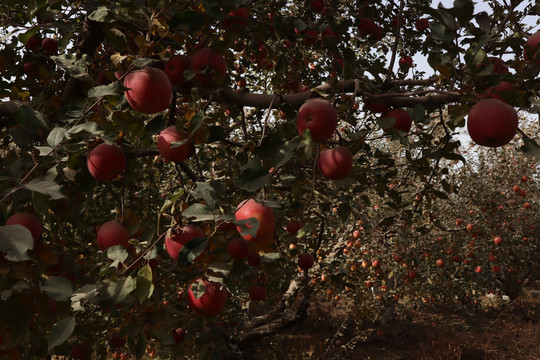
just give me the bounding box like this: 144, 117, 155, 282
0, 0, 538, 358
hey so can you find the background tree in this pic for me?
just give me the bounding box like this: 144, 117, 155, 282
0, 0, 538, 358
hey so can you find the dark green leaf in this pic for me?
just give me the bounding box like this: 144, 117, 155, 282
182, 203, 215, 221
235, 217, 260, 240
134, 264, 154, 303
88, 82, 124, 98
191, 182, 218, 210
24, 179, 65, 200
9, 106, 47, 150
114, 276, 136, 303
170, 10, 205, 31
190, 281, 206, 299
48, 316, 75, 350
189, 112, 205, 133
177, 237, 208, 265
235, 158, 272, 192
519, 136, 540, 161
88, 6, 114, 22
0, 225, 34, 261
40, 277, 73, 302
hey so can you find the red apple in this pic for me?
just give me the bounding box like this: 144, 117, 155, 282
227, 237, 250, 259
298, 253, 315, 270
110, 334, 126, 348
235, 199, 276, 243
247, 249, 261, 266
23, 62, 40, 78
25, 35, 41, 51
391, 16, 405, 31
358, 18, 379, 38
475, 266, 482, 273
41, 37, 58, 55
298, 85, 310, 93
302, 29, 318, 44
187, 278, 227, 316
415, 18, 429, 31
223, 7, 248, 29
249, 284, 267, 301
365, 280, 374, 288
6, 213, 42, 243
483, 81, 515, 103
399, 55, 413, 69
365, 100, 390, 113
318, 146, 353, 180
487, 57, 509, 74
372, 259, 380, 268
190, 48, 227, 84
297, 98, 338, 143
164, 55, 191, 86
393, 254, 402, 262
436, 259, 444, 267
408, 270, 417, 279
97, 221, 131, 251
467, 99, 518, 147
286, 220, 305, 235
157, 126, 192, 163
165, 225, 205, 261
493, 236, 502, 245
87, 143, 127, 181
353, 230, 361, 239
124, 67, 172, 114
172, 327, 186, 343
521, 176, 528, 183
381, 108, 412, 133
524, 30, 540, 66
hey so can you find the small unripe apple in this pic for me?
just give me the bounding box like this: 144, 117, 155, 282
41, 37, 58, 55
87, 143, 127, 181
165, 225, 205, 261
164, 55, 191, 86
298, 253, 314, 270
6, 213, 42, 243
249, 284, 267, 301
297, 98, 338, 143
124, 67, 172, 114
318, 146, 353, 180
157, 126, 192, 163
381, 108, 412, 133
467, 98, 518, 147
227, 237, 250, 259
187, 278, 227, 316
97, 221, 131, 251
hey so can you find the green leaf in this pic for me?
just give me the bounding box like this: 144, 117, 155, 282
170, 10, 205, 31
48, 316, 75, 350
40, 277, 74, 302
135, 333, 147, 360
88, 82, 124, 98
176, 236, 208, 265
235, 158, 272, 192
51, 54, 92, 78
377, 116, 396, 130
190, 281, 206, 299
189, 112, 205, 133
107, 245, 129, 267
134, 264, 154, 303
207, 125, 225, 143
114, 276, 136, 303
293, 18, 306, 32
18, 27, 40, 47
88, 6, 114, 22
191, 182, 218, 210
154, 330, 176, 346
9, 106, 47, 150
160, 188, 184, 212
378, 216, 395, 227
182, 203, 215, 222
68, 122, 103, 136
235, 217, 260, 240
0, 225, 34, 261
133, 58, 157, 68
47, 127, 68, 147
519, 136, 540, 161
24, 179, 65, 200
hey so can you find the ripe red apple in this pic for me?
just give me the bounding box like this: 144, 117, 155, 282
190, 48, 227, 84
399, 55, 413, 69
365, 100, 390, 113
493, 236, 502, 245
286, 220, 305, 235
393, 254, 402, 262
247, 249, 261, 266
475, 266, 482, 273
381, 108, 412, 133
483, 81, 515, 103
25, 35, 41, 51
296, 98, 338, 143
97, 221, 131, 251
358, 17, 380, 38
110, 334, 126, 348
365, 280, 374, 288
302, 29, 318, 44
521, 176, 528, 183
124, 67, 172, 114
317, 146, 353, 180
353, 230, 361, 239
372, 259, 380, 268
408, 270, 417, 279
492, 266, 501, 273
164, 55, 191, 86
172, 327, 186, 343
249, 284, 267, 301
523, 202, 531, 209
165, 225, 205, 261
227, 237, 250, 259
6, 213, 42, 243
157, 126, 192, 163
23, 62, 40, 78
223, 7, 248, 29
487, 57, 509, 74
87, 143, 127, 181
187, 278, 227, 316
41, 37, 58, 55
415, 18, 429, 31
467, 99, 518, 147
391, 16, 405, 30
298, 253, 315, 270
436, 259, 444, 267
235, 199, 276, 243
524, 30, 540, 66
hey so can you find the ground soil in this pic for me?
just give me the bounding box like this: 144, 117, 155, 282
243, 289, 540, 360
